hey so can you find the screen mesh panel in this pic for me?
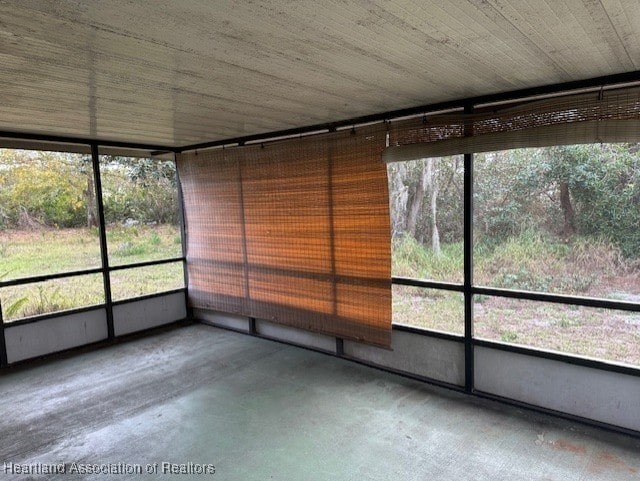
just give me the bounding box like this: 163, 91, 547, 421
177, 124, 391, 347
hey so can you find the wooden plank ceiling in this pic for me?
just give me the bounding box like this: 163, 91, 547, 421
0, 0, 638, 149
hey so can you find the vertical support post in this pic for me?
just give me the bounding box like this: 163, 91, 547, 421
92, 144, 115, 340
249, 317, 257, 335
0, 301, 8, 367
335, 338, 344, 357
175, 157, 192, 322
463, 102, 474, 393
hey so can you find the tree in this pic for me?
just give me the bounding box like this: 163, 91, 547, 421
81, 154, 98, 228
388, 156, 461, 254
426, 158, 441, 256
405, 160, 428, 239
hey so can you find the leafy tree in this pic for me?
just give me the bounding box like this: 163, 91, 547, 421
392, 143, 640, 260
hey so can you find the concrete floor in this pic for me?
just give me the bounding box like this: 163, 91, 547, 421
0, 324, 639, 481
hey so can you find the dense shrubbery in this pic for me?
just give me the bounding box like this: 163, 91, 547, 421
0, 152, 87, 228
389, 143, 640, 261
395, 229, 626, 295
0, 150, 178, 229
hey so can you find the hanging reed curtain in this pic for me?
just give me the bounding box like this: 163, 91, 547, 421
177, 124, 391, 347
384, 85, 640, 162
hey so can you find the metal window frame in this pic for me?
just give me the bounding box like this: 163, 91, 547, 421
0, 142, 187, 347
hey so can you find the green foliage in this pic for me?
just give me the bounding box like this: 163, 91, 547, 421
114, 241, 147, 257
500, 331, 518, 343
471, 144, 640, 259
101, 157, 178, 225
0, 149, 179, 229
4, 296, 29, 318
149, 232, 161, 246
474, 230, 621, 294
392, 234, 463, 281
395, 229, 625, 295
20, 286, 71, 318
0, 151, 87, 228
567, 144, 640, 258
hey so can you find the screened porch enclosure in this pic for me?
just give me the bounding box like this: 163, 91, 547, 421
2, 79, 639, 437
1, 4, 640, 478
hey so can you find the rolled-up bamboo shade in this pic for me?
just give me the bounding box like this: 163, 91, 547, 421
385, 85, 640, 162
177, 124, 391, 347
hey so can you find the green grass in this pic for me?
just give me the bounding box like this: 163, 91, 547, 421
107, 224, 182, 265
0, 224, 184, 321
392, 285, 464, 334
392, 235, 463, 282
392, 231, 640, 366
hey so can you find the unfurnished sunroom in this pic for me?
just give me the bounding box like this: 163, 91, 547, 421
0, 1, 639, 480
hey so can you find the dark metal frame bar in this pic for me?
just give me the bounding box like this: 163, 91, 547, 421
473, 338, 640, 377
473, 286, 640, 312
393, 323, 463, 342
0, 302, 7, 367
175, 163, 192, 322
249, 317, 257, 336
463, 102, 475, 393
392, 276, 463, 292
111, 288, 187, 307
92, 143, 115, 339
109, 257, 184, 272
2, 288, 187, 329
0, 268, 104, 288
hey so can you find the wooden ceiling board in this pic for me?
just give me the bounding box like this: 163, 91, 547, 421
0, 0, 638, 147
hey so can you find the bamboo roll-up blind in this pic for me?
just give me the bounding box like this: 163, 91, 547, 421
384, 85, 640, 162
177, 124, 391, 347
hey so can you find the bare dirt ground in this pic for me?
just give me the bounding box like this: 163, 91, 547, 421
475, 274, 640, 366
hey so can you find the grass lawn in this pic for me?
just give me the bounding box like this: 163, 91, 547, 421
392, 234, 640, 367
0, 225, 184, 321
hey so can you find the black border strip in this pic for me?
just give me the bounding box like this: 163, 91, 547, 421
0, 301, 7, 366
92, 143, 114, 340
392, 276, 464, 292
392, 323, 464, 342
390, 279, 640, 312
0, 268, 103, 288
109, 257, 185, 272
175, 163, 192, 322
0, 259, 186, 288
111, 288, 186, 306
473, 286, 640, 312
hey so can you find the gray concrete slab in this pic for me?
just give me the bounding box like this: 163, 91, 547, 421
0, 324, 638, 480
